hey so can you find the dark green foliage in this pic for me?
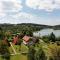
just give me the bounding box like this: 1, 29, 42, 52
22, 29, 33, 36
56, 37, 60, 41
35, 47, 47, 60
0, 41, 10, 60
49, 57, 53, 60
0, 23, 52, 34
2, 52, 10, 60
17, 39, 23, 45
28, 46, 47, 60
49, 32, 56, 42
28, 46, 36, 60
42, 36, 50, 43
0, 28, 4, 40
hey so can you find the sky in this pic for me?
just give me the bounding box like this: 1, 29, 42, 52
0, 0, 60, 25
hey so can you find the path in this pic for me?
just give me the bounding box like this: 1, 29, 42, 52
10, 42, 17, 54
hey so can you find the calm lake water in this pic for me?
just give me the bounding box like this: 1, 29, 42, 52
33, 29, 60, 37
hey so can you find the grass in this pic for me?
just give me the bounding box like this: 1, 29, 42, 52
0, 42, 28, 60
0, 54, 27, 60
11, 43, 29, 53
1, 41, 60, 60
0, 57, 2, 60
9, 46, 15, 54
12, 44, 20, 53
10, 54, 27, 60
21, 43, 28, 53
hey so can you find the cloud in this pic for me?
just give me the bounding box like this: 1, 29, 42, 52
0, 12, 37, 24
0, 0, 22, 17
26, 0, 60, 12
0, 11, 60, 25
0, 0, 60, 25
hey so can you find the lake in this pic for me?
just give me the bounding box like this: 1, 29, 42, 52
33, 29, 60, 37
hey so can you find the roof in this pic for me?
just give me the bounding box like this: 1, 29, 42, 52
13, 36, 18, 44
23, 35, 30, 42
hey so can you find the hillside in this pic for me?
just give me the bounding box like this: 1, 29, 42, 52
0, 23, 60, 33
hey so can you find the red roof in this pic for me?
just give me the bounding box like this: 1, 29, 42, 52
23, 35, 30, 42
13, 36, 18, 44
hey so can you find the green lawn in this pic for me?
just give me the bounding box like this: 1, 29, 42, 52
0, 54, 27, 60
12, 44, 20, 53
12, 43, 28, 53
9, 47, 15, 54
0, 43, 28, 60
21, 44, 28, 53
10, 54, 27, 60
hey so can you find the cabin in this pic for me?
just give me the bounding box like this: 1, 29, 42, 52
13, 35, 19, 45
22, 35, 39, 45
22, 35, 31, 45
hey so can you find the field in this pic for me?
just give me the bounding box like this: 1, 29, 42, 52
0, 54, 27, 60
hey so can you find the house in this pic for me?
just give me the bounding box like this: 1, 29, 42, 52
13, 35, 19, 45
22, 35, 39, 45
27, 37, 39, 46
22, 35, 31, 45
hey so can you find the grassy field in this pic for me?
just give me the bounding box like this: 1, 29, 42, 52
0, 41, 60, 60
12, 43, 28, 53
12, 43, 20, 53
0, 54, 27, 60
10, 54, 27, 60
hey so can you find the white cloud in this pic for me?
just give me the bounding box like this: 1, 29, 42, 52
26, 0, 60, 12
0, 12, 59, 25
0, 0, 60, 25
0, 0, 22, 17
0, 12, 37, 24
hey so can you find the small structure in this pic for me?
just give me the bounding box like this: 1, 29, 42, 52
22, 35, 30, 45
13, 35, 19, 45
22, 35, 39, 45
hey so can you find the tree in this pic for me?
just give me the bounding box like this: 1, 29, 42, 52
42, 36, 49, 43
22, 26, 33, 36
0, 41, 10, 60
23, 30, 33, 36
35, 47, 47, 60
17, 39, 22, 45
28, 46, 36, 60
49, 32, 56, 42
49, 44, 60, 60
0, 27, 4, 40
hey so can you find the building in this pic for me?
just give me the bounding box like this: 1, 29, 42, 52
13, 35, 19, 45
22, 35, 31, 45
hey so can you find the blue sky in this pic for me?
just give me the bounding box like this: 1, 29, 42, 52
0, 0, 60, 25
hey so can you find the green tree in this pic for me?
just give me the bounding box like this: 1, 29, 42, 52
0, 27, 4, 40
17, 39, 23, 45
28, 46, 36, 60
49, 32, 56, 42
0, 41, 10, 60
35, 47, 47, 60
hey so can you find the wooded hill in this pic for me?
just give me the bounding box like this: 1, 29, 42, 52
0, 23, 60, 32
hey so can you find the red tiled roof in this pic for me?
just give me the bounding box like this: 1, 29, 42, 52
23, 35, 30, 42
13, 36, 18, 44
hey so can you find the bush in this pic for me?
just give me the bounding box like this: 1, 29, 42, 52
49, 32, 56, 42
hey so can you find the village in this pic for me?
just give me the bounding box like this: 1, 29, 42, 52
0, 28, 60, 60
0, 30, 41, 60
